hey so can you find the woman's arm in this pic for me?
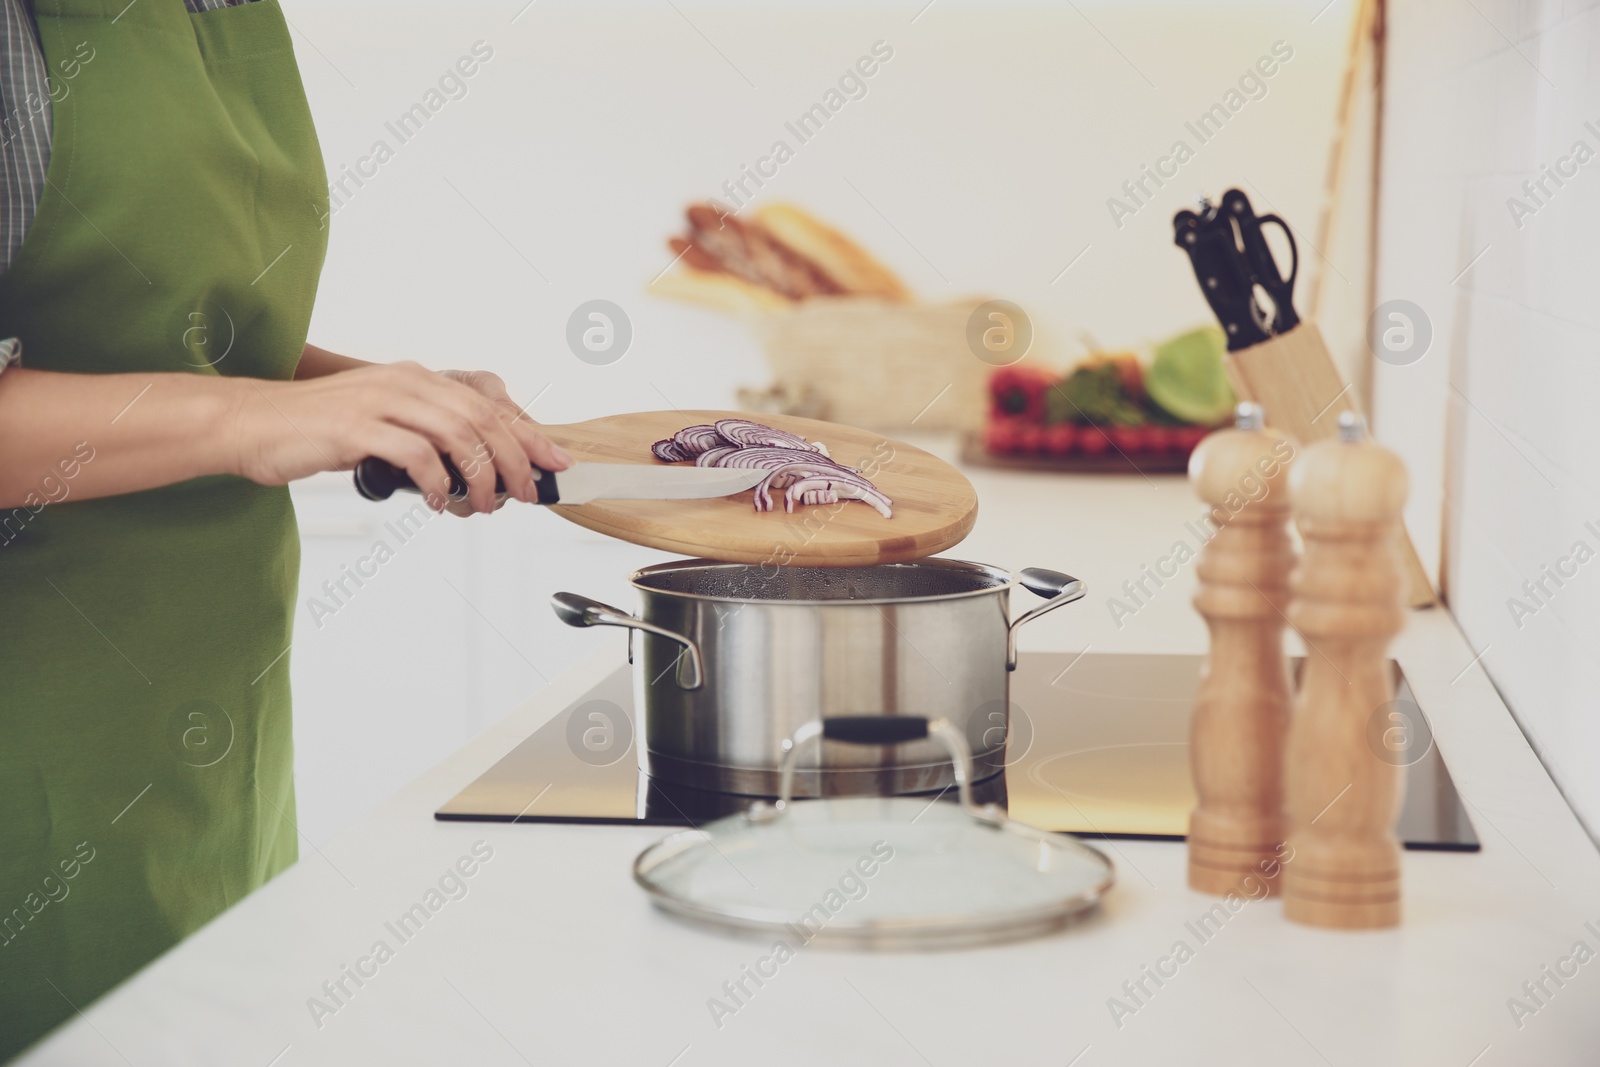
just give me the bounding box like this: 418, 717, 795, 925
0, 360, 570, 511
0, 368, 236, 507
290, 345, 561, 515
295, 342, 371, 380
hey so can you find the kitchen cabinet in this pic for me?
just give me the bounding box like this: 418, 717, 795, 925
287, 471, 659, 844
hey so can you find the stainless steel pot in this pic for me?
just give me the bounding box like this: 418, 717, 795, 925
552, 558, 1085, 798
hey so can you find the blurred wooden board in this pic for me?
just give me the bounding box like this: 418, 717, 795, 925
541, 410, 977, 567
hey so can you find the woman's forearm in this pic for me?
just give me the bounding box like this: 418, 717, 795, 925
0, 353, 571, 516
0, 369, 239, 507
0, 343, 369, 507
295, 343, 372, 380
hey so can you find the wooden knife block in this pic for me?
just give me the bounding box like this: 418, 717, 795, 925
1225, 324, 1435, 608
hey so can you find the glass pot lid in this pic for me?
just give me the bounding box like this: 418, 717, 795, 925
634, 716, 1116, 950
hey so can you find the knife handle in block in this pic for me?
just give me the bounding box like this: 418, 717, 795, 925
1226, 323, 1436, 608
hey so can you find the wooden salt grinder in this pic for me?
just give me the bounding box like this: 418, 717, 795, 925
1187, 402, 1297, 896
1283, 412, 1409, 929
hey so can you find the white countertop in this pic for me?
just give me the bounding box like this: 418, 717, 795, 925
22, 444, 1600, 1067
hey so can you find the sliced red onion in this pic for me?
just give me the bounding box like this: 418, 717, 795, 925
713, 418, 827, 455
651, 439, 688, 462
702, 446, 860, 476
694, 445, 741, 467
650, 420, 892, 519
672, 424, 730, 456
704, 446, 846, 472
784, 474, 893, 519
749, 461, 843, 509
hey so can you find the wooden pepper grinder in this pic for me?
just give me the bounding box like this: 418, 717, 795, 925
1283, 412, 1409, 928
1187, 401, 1297, 896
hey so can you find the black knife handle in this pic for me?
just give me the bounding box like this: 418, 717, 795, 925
353, 456, 556, 504
1225, 189, 1300, 334
1174, 205, 1271, 352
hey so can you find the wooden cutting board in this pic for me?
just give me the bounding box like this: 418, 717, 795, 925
539, 410, 977, 567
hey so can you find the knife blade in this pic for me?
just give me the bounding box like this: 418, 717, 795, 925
352, 456, 768, 505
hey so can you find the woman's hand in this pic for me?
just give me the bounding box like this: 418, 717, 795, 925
230, 362, 572, 513
439, 369, 559, 516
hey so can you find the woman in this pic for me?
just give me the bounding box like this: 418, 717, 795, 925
0, 0, 568, 1056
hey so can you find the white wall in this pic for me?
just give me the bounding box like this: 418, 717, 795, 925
284, 0, 1360, 843
1373, 0, 1600, 836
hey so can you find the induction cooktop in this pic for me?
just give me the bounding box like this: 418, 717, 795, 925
436, 652, 1479, 851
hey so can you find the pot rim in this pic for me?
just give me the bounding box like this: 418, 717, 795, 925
628, 557, 1017, 607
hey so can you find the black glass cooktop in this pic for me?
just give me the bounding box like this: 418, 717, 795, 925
436, 652, 1479, 851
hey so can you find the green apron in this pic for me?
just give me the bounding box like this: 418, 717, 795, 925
0, 1, 326, 1056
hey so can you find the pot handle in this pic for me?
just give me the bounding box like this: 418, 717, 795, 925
550, 592, 704, 691
1007, 568, 1087, 671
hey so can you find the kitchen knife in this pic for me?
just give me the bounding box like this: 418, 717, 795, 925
1173, 197, 1268, 351
1173, 189, 1299, 350
1225, 190, 1299, 334
1170, 189, 1438, 608
352, 455, 768, 505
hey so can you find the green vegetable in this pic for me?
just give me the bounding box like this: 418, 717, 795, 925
1145, 327, 1235, 426
1047, 363, 1145, 426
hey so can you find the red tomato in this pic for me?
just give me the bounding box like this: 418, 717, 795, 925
1016, 424, 1046, 453
1077, 426, 1110, 455
1144, 426, 1173, 453
985, 419, 1020, 454
1109, 425, 1148, 453
1176, 426, 1210, 452
1044, 423, 1076, 455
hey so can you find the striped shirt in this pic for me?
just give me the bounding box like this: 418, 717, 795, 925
1, 0, 51, 280
0, 0, 258, 373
